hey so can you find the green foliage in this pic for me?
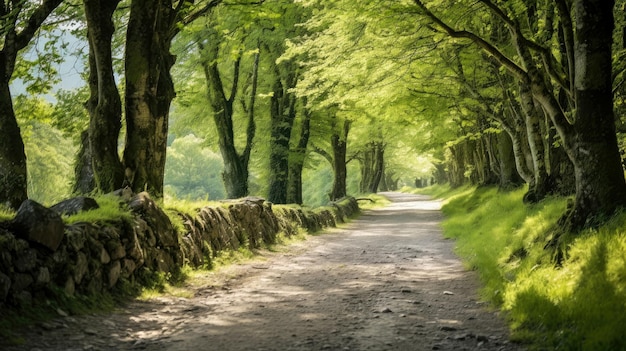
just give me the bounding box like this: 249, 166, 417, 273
14, 96, 76, 206
63, 194, 133, 225
164, 134, 226, 201
431, 185, 626, 350
0, 202, 15, 221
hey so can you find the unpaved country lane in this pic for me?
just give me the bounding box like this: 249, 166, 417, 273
7, 193, 522, 351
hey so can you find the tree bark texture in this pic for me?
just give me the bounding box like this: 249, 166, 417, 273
563, 0, 626, 227
359, 142, 384, 193
72, 130, 96, 194
84, 0, 124, 193
330, 120, 350, 201
496, 131, 523, 190
200, 38, 250, 199
267, 62, 298, 204
123, 0, 179, 198
0, 78, 27, 209
287, 108, 311, 205
518, 82, 553, 203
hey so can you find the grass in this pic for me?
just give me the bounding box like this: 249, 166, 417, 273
63, 194, 133, 225
356, 193, 391, 210
415, 185, 626, 350
0, 204, 15, 222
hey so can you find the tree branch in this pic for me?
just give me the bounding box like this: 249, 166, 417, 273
412, 0, 528, 82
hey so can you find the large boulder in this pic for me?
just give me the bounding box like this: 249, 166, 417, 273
51, 196, 99, 216
11, 200, 65, 251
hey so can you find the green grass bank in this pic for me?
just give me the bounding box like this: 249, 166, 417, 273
406, 185, 626, 350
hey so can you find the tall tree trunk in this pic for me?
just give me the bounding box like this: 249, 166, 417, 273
199, 37, 250, 199
561, 0, 626, 228
359, 141, 385, 193
84, 0, 124, 193
123, 0, 160, 195
123, 0, 183, 197
330, 120, 350, 200
0, 78, 27, 209
287, 107, 311, 204
497, 130, 523, 189
267, 63, 298, 204
519, 82, 552, 202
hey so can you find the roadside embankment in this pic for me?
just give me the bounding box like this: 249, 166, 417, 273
0, 192, 359, 310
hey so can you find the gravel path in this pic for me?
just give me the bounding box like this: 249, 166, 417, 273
6, 192, 523, 351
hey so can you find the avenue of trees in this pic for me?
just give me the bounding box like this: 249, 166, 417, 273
2, 0, 626, 230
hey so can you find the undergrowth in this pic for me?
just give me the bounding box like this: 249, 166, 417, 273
414, 185, 626, 350
63, 194, 133, 225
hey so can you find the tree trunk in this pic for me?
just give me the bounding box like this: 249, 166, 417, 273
84, 0, 124, 193
561, 0, 626, 228
330, 120, 350, 200
360, 142, 384, 193
287, 108, 311, 204
0, 77, 27, 209
519, 82, 552, 202
267, 63, 298, 204
200, 39, 249, 199
72, 130, 96, 194
123, 0, 179, 198
123, 0, 160, 195
497, 131, 523, 189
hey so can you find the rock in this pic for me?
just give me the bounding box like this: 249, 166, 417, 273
128, 192, 178, 248
14, 248, 37, 272
381, 307, 393, 313
65, 225, 87, 251
106, 240, 126, 260
11, 200, 65, 251
107, 260, 121, 288
11, 273, 34, 292
73, 252, 89, 284
64, 276, 75, 296
121, 259, 137, 278
35, 267, 50, 285
440, 326, 457, 331
443, 290, 454, 295
51, 197, 99, 216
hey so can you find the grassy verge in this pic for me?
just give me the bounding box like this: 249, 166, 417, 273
411, 185, 626, 350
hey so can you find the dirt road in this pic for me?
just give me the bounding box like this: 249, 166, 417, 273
7, 193, 522, 351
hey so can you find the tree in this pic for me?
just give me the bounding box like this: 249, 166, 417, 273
0, 0, 65, 209
286, 105, 311, 204
84, 0, 124, 193
414, 0, 626, 228
198, 23, 258, 199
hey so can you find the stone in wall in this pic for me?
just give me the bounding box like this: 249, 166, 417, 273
11, 200, 65, 251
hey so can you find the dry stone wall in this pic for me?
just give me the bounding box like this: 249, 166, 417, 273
0, 192, 359, 309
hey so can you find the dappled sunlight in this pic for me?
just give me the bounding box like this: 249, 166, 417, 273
69, 192, 516, 351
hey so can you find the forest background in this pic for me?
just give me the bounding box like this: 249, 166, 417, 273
4, 1, 626, 349
3, 0, 626, 229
